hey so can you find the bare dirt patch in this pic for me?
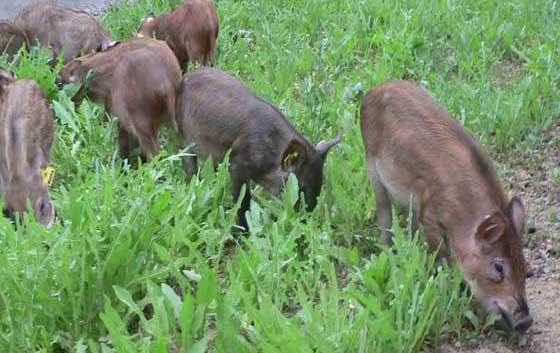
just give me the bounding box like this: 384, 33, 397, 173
500, 123, 560, 238
492, 55, 526, 89
440, 123, 560, 353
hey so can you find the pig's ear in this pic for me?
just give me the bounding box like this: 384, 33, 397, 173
65, 60, 84, 81
0, 67, 15, 93
316, 135, 341, 158
101, 39, 118, 51
74, 60, 84, 72
63, 60, 80, 73
282, 139, 307, 171
144, 13, 156, 24
506, 196, 525, 236
138, 14, 156, 37
476, 213, 506, 244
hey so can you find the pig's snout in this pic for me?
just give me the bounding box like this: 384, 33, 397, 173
512, 296, 533, 332
492, 297, 533, 333
514, 314, 533, 332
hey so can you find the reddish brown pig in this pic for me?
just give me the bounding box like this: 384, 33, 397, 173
0, 20, 28, 62
0, 67, 56, 227
14, 2, 113, 63
360, 80, 532, 332
138, 0, 219, 68
58, 38, 181, 160
176, 68, 340, 230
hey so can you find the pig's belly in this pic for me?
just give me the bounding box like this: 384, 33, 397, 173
193, 129, 231, 162
376, 159, 420, 211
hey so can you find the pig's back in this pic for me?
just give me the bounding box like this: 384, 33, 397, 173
361, 80, 505, 209
14, 3, 109, 62
177, 68, 282, 145
14, 4, 69, 40
0, 80, 54, 179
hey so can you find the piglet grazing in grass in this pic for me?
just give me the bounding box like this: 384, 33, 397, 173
59, 38, 181, 160
14, 2, 113, 64
176, 68, 340, 230
138, 0, 219, 68
0, 67, 56, 227
0, 20, 28, 62
360, 80, 532, 332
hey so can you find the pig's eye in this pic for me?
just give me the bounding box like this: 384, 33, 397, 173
494, 262, 503, 274
490, 259, 505, 283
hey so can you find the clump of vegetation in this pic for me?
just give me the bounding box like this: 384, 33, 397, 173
0, 47, 62, 99
0, 0, 558, 352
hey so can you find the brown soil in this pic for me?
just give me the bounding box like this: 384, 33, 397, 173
440, 123, 560, 353
492, 55, 526, 89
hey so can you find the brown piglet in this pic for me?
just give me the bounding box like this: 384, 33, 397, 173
360, 80, 532, 333
0, 20, 28, 62
138, 0, 219, 69
176, 68, 340, 230
0, 68, 56, 227
14, 2, 113, 64
59, 38, 181, 160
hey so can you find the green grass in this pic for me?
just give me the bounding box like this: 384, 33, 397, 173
1, 0, 559, 352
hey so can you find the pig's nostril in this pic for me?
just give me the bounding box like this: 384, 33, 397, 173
514, 315, 533, 332
514, 297, 530, 317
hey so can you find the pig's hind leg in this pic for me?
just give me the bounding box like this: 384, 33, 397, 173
135, 121, 160, 161
113, 104, 156, 161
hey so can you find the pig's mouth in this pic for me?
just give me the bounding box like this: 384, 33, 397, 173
43, 213, 55, 229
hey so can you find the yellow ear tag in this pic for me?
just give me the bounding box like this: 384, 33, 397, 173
283, 151, 300, 169
41, 166, 55, 186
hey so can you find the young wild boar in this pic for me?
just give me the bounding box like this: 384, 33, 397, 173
360, 80, 532, 332
59, 38, 181, 160
138, 0, 219, 68
0, 68, 56, 227
0, 20, 28, 62
13, 2, 113, 64
176, 68, 340, 230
